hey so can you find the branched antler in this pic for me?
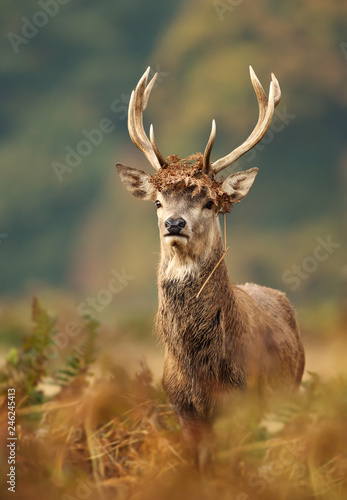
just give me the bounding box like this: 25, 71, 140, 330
128, 66, 281, 176
128, 67, 167, 170
203, 66, 281, 174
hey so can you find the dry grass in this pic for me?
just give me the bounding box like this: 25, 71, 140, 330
0, 300, 347, 500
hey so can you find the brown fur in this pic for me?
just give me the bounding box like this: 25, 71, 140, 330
158, 227, 305, 425
117, 66, 300, 470
116, 157, 305, 470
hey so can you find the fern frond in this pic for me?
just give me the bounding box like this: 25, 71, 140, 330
55, 317, 100, 386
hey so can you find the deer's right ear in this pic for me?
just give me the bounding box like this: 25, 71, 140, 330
116, 163, 157, 201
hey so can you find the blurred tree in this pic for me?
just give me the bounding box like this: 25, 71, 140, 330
0, 0, 345, 310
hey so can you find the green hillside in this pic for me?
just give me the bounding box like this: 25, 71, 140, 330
0, 0, 346, 310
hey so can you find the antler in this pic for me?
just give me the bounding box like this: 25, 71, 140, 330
128, 67, 167, 171
203, 66, 281, 175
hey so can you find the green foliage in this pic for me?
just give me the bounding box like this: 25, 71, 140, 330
55, 317, 100, 386
0, 0, 346, 304
0, 298, 100, 406
23, 297, 57, 391
0, 297, 56, 404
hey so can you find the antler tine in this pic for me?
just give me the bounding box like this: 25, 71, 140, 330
127, 67, 162, 171
150, 125, 167, 167
202, 119, 216, 174
271, 72, 281, 107
143, 72, 157, 111
250, 69, 280, 127
211, 68, 281, 175
248, 67, 281, 133
249, 66, 268, 127
146, 74, 167, 166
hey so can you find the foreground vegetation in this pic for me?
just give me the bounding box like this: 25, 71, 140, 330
0, 299, 346, 500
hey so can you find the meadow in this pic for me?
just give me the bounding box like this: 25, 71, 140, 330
1, 1, 346, 498
0, 297, 346, 500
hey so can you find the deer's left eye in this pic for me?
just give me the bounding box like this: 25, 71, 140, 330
204, 201, 214, 210
155, 200, 162, 208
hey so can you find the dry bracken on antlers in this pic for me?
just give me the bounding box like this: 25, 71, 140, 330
128, 66, 281, 205
149, 154, 235, 214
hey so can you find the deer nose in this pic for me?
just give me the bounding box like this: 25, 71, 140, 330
165, 218, 186, 234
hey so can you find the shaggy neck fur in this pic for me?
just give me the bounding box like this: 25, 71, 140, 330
157, 223, 246, 397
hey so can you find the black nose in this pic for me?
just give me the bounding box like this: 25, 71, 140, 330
165, 218, 186, 234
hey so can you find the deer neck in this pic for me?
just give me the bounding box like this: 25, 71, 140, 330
157, 224, 238, 341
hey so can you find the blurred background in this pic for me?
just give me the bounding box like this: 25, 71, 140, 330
0, 0, 346, 377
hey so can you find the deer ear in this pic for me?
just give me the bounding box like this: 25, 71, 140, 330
116, 163, 157, 200
221, 167, 259, 202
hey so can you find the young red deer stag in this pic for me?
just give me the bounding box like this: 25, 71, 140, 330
116, 67, 305, 466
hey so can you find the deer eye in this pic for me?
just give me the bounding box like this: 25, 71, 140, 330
155, 200, 162, 209
204, 201, 214, 210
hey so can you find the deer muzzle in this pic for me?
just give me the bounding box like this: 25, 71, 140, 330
165, 218, 187, 236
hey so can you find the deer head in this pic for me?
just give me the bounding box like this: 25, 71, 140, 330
117, 67, 281, 264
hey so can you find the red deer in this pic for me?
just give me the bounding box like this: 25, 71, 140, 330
116, 67, 305, 468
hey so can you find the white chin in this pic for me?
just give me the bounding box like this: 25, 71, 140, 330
165, 235, 188, 247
